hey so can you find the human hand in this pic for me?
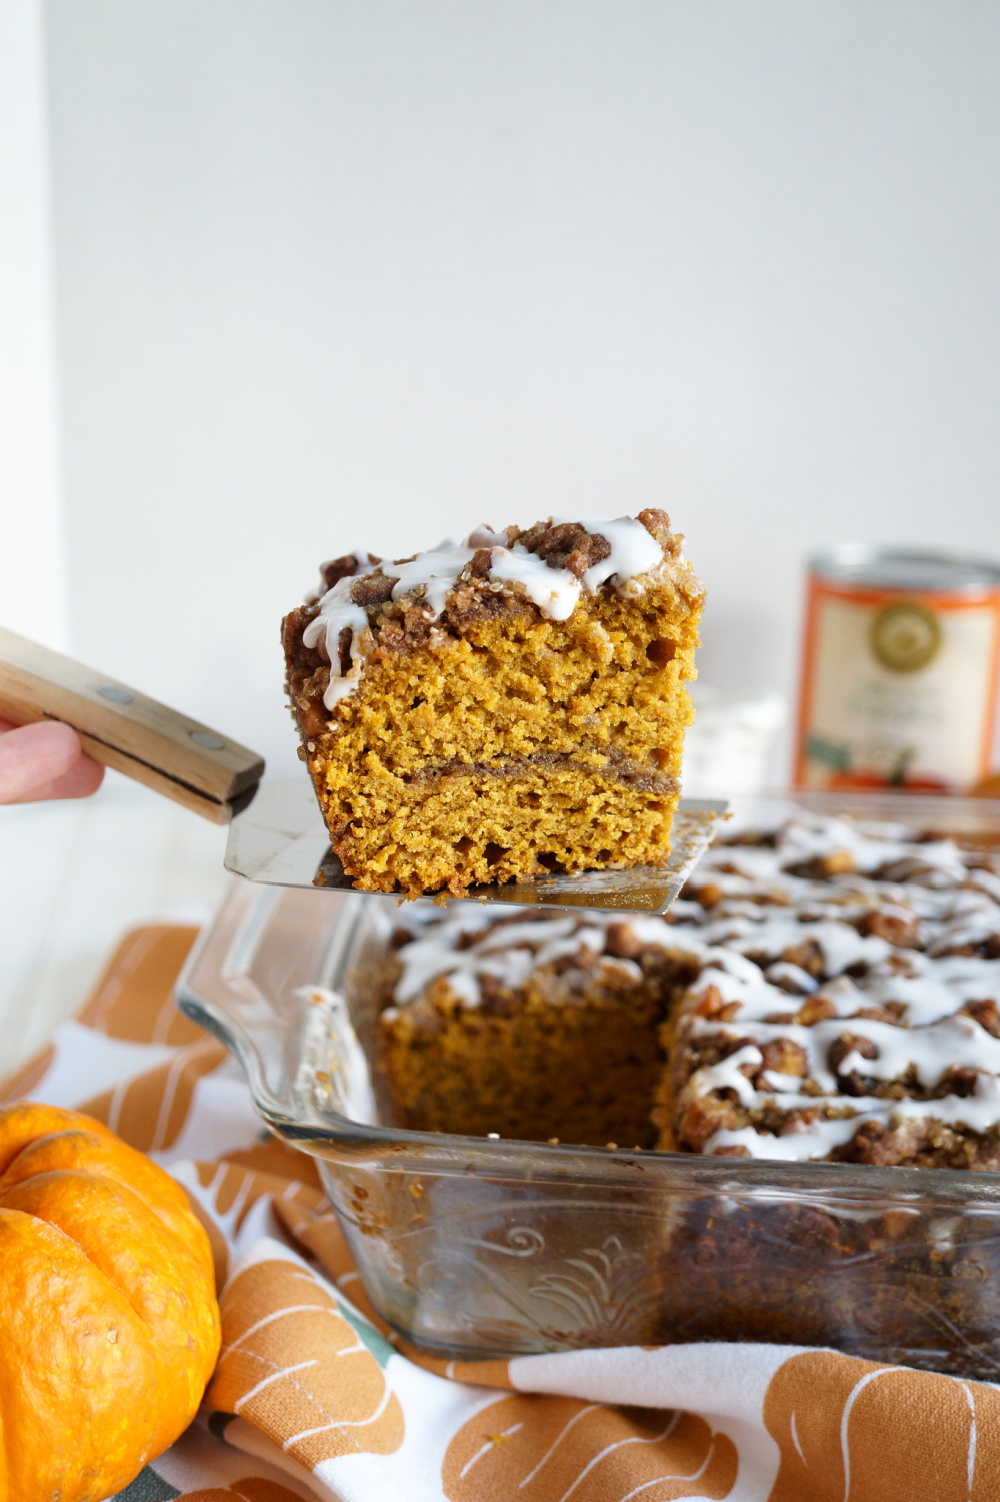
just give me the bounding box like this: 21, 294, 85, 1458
0, 719, 105, 804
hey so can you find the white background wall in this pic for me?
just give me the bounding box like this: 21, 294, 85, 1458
0, 0, 67, 651
9, 1, 1000, 774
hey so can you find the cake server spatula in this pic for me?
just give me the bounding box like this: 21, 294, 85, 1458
0, 626, 726, 913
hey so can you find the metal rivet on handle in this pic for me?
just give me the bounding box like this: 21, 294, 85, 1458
190, 729, 226, 751
98, 685, 133, 704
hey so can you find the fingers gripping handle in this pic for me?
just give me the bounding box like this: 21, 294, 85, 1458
0, 626, 265, 823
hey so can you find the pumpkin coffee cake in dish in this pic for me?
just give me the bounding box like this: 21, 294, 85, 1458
364, 809, 1000, 1167
282, 510, 703, 897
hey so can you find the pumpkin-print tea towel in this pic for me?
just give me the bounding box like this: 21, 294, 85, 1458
4, 919, 1000, 1502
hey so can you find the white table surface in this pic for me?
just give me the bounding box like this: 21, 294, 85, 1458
0, 772, 231, 1081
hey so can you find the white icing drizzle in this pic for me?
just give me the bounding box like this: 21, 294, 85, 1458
865, 959, 1000, 1026
486, 547, 581, 621
970, 868, 1000, 902
690, 1045, 763, 1107
393, 909, 552, 1006
764, 961, 818, 995
690, 1010, 1000, 1095
551, 516, 664, 592
707, 1118, 874, 1162
301, 577, 369, 707
696, 915, 892, 975
380, 542, 478, 615
391, 907, 701, 1009
698, 816, 970, 887
706, 1075, 1000, 1162
464, 525, 511, 550
302, 515, 669, 710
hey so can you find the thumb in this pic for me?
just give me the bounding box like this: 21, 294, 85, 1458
0, 720, 102, 803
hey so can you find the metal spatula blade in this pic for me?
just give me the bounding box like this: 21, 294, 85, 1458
224, 778, 728, 914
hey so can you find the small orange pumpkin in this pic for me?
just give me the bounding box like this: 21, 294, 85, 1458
0, 1101, 221, 1502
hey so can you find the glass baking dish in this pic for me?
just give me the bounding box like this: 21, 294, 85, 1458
176, 790, 1000, 1378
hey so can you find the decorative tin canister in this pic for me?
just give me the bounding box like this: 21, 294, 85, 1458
795, 546, 1000, 792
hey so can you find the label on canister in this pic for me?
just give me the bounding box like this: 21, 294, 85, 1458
795, 550, 1000, 792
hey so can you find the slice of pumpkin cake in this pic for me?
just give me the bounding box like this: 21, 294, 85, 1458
282, 509, 703, 897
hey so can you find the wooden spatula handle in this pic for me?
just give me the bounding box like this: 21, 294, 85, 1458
0, 626, 265, 823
